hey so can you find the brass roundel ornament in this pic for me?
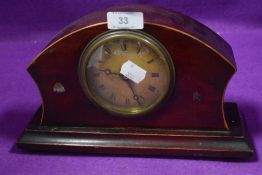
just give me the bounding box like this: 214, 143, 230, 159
78, 30, 175, 116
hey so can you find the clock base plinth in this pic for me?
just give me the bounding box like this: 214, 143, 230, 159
17, 103, 254, 159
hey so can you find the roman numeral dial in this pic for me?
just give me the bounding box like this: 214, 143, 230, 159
80, 30, 174, 116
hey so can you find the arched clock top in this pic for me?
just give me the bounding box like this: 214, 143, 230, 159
29, 5, 236, 71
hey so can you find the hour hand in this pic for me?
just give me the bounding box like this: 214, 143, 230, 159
99, 68, 118, 76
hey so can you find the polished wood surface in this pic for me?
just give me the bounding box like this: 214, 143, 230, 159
18, 5, 253, 158
28, 24, 233, 129
17, 103, 253, 158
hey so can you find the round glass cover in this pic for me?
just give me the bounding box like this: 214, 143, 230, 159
78, 30, 174, 116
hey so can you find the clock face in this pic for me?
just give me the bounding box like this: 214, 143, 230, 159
79, 30, 175, 116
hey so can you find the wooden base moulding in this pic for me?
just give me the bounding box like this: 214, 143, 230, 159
17, 103, 253, 158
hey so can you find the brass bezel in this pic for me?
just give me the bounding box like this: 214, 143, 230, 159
78, 30, 175, 117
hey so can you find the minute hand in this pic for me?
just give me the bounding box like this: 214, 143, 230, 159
120, 74, 141, 106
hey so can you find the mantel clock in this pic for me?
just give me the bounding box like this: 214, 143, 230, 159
17, 5, 254, 159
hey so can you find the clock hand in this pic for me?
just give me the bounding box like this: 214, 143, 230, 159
99, 68, 141, 105
120, 74, 141, 106
99, 68, 119, 76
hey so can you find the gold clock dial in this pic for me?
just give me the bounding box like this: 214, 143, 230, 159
79, 30, 174, 116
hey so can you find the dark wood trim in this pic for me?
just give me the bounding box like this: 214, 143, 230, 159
17, 103, 253, 159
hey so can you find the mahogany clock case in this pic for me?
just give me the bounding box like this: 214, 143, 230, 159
17, 5, 254, 159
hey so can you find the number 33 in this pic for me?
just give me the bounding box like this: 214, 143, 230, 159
119, 17, 128, 24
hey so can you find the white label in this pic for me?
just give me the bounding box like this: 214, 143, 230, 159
107, 12, 144, 29
120, 60, 147, 84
